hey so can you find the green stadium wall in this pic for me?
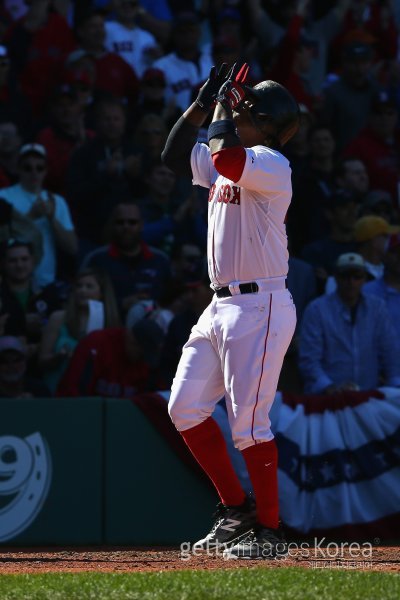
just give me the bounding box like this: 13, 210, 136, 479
0, 397, 217, 546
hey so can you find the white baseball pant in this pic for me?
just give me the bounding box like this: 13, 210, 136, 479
169, 281, 296, 451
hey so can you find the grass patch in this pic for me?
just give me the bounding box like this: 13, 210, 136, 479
0, 568, 398, 600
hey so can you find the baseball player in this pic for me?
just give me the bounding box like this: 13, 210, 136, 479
162, 63, 299, 559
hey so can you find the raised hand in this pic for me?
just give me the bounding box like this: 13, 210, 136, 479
216, 63, 250, 111
195, 63, 231, 112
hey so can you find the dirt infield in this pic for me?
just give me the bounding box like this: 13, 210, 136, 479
0, 546, 399, 574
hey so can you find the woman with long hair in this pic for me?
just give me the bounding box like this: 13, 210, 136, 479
38, 268, 120, 393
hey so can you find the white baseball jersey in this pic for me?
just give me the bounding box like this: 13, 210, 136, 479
169, 140, 296, 449
104, 21, 157, 77
190, 142, 292, 286
153, 52, 213, 112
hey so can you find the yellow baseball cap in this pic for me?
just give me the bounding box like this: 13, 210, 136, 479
354, 216, 392, 242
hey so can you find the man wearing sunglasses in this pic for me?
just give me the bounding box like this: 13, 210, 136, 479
298, 252, 400, 395
0, 143, 77, 288
82, 200, 171, 317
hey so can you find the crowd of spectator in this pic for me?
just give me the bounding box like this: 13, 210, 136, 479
0, 0, 400, 399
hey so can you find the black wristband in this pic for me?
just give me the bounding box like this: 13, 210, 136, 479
207, 119, 236, 143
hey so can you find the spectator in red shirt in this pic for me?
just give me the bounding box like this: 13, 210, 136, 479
5, 0, 76, 116
62, 52, 97, 114
330, 0, 398, 71
57, 316, 165, 398
343, 91, 400, 208
267, 2, 320, 114
72, 9, 139, 107
36, 83, 94, 195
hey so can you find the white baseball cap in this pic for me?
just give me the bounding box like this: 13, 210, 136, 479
335, 253, 366, 271
19, 143, 47, 159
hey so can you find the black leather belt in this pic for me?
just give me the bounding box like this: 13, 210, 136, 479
215, 282, 259, 298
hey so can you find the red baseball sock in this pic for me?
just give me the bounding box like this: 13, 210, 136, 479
180, 417, 246, 507
241, 440, 279, 529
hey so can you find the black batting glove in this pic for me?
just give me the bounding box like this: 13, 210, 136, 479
195, 63, 231, 112
216, 63, 250, 111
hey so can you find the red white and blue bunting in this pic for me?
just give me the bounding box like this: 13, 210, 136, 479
270, 388, 400, 539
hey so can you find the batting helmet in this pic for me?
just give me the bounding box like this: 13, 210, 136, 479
243, 80, 300, 147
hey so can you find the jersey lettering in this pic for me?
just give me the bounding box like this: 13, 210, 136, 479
113, 41, 134, 53
215, 184, 241, 205
171, 79, 192, 93
219, 185, 231, 204
230, 186, 241, 205
208, 184, 216, 203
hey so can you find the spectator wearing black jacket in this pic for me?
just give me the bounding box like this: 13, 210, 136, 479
66, 97, 142, 250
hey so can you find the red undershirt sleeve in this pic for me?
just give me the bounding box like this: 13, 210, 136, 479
211, 146, 246, 182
